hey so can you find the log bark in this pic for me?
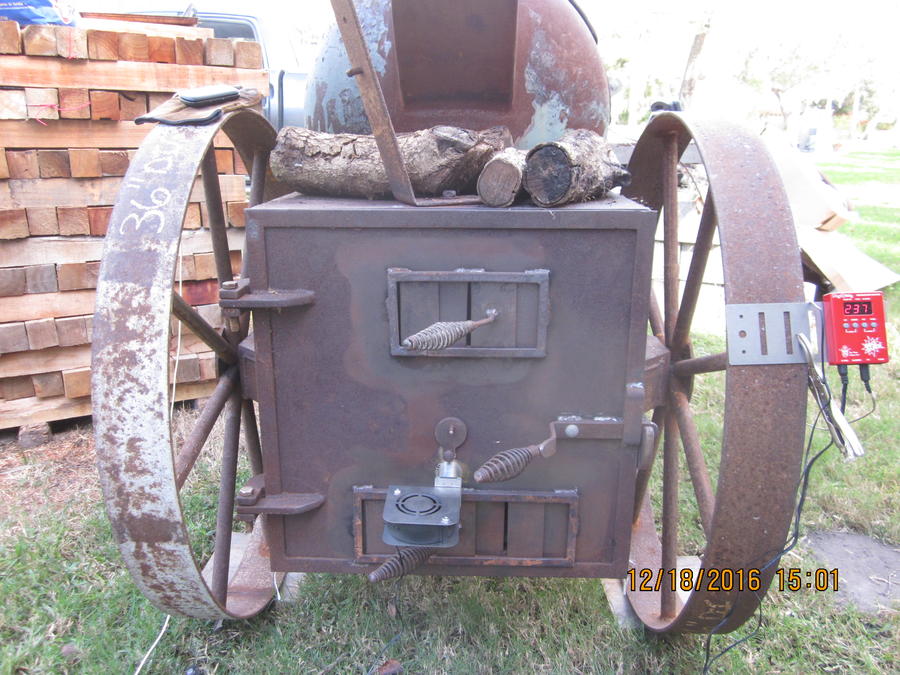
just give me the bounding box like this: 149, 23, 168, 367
476, 147, 528, 207
270, 125, 511, 200
524, 129, 630, 207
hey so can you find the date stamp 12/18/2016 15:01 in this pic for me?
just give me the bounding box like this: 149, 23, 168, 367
627, 568, 840, 593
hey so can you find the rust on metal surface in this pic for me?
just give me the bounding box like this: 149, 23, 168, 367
368, 546, 437, 582
92, 110, 286, 620
623, 112, 807, 633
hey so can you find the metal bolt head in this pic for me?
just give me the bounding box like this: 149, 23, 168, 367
564, 424, 580, 438
238, 486, 253, 496
441, 516, 450, 524
222, 280, 238, 290
393, 488, 402, 496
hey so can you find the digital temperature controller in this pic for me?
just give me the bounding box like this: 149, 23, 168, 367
822, 291, 889, 365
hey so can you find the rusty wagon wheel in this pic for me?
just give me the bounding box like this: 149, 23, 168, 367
624, 113, 808, 633
92, 109, 287, 619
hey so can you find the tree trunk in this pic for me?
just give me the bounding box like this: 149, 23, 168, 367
476, 147, 528, 207
524, 130, 631, 207
270, 125, 511, 199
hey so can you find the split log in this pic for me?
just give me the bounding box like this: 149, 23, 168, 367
270, 125, 511, 200
524, 129, 631, 207
476, 148, 528, 207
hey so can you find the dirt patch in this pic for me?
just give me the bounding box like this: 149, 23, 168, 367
0, 422, 99, 531
808, 530, 899, 616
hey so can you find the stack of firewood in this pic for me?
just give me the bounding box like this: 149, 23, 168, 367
0, 15, 266, 437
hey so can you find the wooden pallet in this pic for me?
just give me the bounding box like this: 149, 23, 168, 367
0, 15, 263, 433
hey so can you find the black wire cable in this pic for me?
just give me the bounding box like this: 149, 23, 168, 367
702, 409, 834, 673
838, 364, 849, 413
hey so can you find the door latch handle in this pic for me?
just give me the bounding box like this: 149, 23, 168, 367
402, 309, 498, 351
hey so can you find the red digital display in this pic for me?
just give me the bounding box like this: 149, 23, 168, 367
843, 301, 873, 316
823, 292, 889, 365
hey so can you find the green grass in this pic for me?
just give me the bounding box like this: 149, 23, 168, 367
1, 151, 897, 674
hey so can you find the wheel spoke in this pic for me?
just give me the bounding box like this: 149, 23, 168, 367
212, 388, 242, 605
671, 195, 716, 357
671, 351, 727, 377
671, 387, 715, 536
249, 150, 269, 207
175, 367, 239, 490
241, 400, 264, 475
661, 409, 679, 618
172, 291, 237, 364
201, 148, 234, 285
649, 290, 665, 342
662, 132, 680, 345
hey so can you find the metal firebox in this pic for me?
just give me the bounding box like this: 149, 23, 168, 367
242, 195, 654, 577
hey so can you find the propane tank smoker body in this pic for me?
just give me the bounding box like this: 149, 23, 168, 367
240, 194, 655, 578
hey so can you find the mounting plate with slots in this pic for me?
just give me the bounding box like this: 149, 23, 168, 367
725, 302, 813, 365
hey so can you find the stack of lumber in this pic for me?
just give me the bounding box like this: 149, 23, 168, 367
0, 15, 267, 432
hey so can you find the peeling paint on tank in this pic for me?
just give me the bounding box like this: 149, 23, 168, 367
305, 0, 392, 134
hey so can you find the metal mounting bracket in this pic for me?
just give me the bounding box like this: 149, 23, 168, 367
725, 302, 815, 365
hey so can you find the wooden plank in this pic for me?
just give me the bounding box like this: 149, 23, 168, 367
57, 88, 91, 119
146, 92, 172, 111
118, 91, 147, 121
55, 27, 89, 60
87, 30, 118, 60
0, 55, 269, 92
25, 207, 59, 235
1, 289, 95, 323
234, 41, 263, 69
25, 87, 59, 120
0, 119, 233, 148
69, 148, 102, 178
1, 174, 248, 209
37, 150, 71, 178
87, 206, 112, 236
24, 264, 57, 293
179, 279, 218, 305
26, 317, 59, 350
6, 150, 39, 179
57, 207, 91, 235
183, 202, 202, 230
63, 367, 92, 398
0, 380, 215, 430
0, 323, 29, 354
170, 353, 200, 383
32, 371, 64, 398
77, 18, 213, 40
4, 228, 241, 267
0, 21, 21, 55
1, 375, 34, 401
204, 37, 234, 67
117, 32, 150, 62
89, 90, 120, 121
99, 149, 129, 176
79, 13, 200, 28
0, 89, 27, 119
227, 201, 248, 228
57, 261, 100, 291
0, 209, 29, 239
214, 148, 234, 174
193, 252, 217, 280
197, 351, 217, 381
175, 37, 204, 65
148, 36, 175, 64
22, 25, 57, 57
0, 148, 8, 179
0, 343, 91, 379
0, 268, 26, 296
56, 316, 88, 346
